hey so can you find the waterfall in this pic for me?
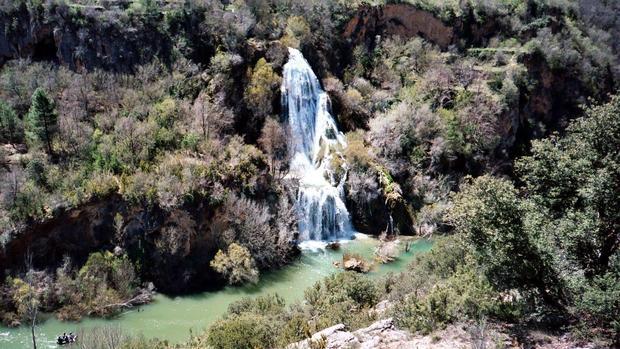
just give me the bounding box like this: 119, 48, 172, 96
281, 48, 353, 242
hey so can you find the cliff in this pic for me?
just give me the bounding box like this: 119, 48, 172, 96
343, 4, 454, 50
0, 194, 225, 294
0, 3, 210, 72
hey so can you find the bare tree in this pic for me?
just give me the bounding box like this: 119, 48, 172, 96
0, 166, 24, 220
77, 325, 126, 349
193, 93, 234, 141
113, 212, 125, 245
467, 317, 489, 349
258, 117, 288, 177
24, 252, 39, 349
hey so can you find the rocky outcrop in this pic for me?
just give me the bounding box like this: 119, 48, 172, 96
345, 167, 415, 236
0, 195, 223, 294
0, 3, 210, 72
288, 318, 517, 349
288, 317, 606, 349
342, 4, 510, 52
288, 318, 479, 349
343, 4, 455, 50
287, 319, 410, 349
0, 6, 55, 66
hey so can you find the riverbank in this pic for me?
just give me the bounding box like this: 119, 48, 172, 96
0, 237, 432, 348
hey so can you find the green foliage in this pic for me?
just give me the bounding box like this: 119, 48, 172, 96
448, 175, 559, 298
303, 271, 378, 329
8, 277, 39, 320
26, 88, 58, 155
244, 58, 281, 121
127, 0, 160, 20
193, 272, 379, 348
205, 294, 288, 349
210, 243, 259, 285
0, 1, 618, 345
381, 236, 519, 334
9, 182, 48, 222
0, 101, 21, 143
281, 16, 311, 49
393, 268, 498, 334
576, 269, 620, 331
207, 312, 275, 349
516, 95, 620, 277
444, 96, 620, 337
46, 251, 139, 320
25, 157, 48, 188
438, 107, 470, 157
515, 95, 620, 334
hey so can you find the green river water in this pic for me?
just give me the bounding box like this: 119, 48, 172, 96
0, 237, 432, 349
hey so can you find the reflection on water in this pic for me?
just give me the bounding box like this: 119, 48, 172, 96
0, 237, 432, 349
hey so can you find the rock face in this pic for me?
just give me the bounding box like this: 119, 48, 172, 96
0, 4, 210, 72
0, 194, 222, 294
345, 169, 415, 236
343, 4, 455, 50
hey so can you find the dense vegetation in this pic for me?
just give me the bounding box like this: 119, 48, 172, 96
0, 0, 619, 347
180, 94, 620, 345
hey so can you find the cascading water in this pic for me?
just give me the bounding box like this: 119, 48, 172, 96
281, 48, 353, 242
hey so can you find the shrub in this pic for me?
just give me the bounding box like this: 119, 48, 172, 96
217, 193, 292, 269
344, 131, 373, 170
281, 16, 311, 49
576, 270, 620, 331
244, 58, 280, 122
227, 294, 286, 316
303, 271, 378, 329
210, 243, 259, 285
207, 312, 275, 349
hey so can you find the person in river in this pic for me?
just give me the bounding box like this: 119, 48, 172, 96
57, 331, 77, 344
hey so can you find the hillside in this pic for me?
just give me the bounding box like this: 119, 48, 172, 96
0, 0, 619, 348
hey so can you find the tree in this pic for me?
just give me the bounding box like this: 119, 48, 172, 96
281, 16, 311, 49
244, 58, 280, 124
0, 101, 21, 143
76, 326, 127, 349
447, 175, 560, 303
193, 93, 234, 141
12, 254, 40, 349
516, 95, 620, 277
57, 76, 93, 157
210, 243, 259, 285
26, 88, 58, 156
219, 195, 284, 269
25, 255, 39, 349
258, 117, 287, 177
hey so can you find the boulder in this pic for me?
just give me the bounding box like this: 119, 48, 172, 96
342, 254, 370, 273
286, 318, 412, 349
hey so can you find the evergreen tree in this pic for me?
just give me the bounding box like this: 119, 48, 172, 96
26, 88, 57, 156
0, 101, 21, 143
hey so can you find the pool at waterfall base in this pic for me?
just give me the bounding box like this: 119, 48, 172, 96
0, 237, 432, 349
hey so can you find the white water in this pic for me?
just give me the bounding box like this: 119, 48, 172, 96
281, 48, 353, 244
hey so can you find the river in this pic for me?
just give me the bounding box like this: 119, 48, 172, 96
0, 237, 432, 349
